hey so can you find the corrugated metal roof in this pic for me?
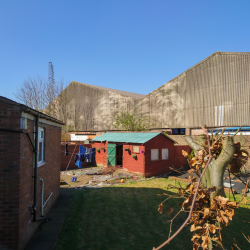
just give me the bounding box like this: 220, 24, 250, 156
92, 132, 161, 143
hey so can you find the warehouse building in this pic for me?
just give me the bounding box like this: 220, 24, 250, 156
48, 52, 250, 134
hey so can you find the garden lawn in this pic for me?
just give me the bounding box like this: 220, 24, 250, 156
55, 178, 250, 250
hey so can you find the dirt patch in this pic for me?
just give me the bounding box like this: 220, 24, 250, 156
60, 166, 145, 188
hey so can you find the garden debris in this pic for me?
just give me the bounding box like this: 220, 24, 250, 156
60, 166, 144, 189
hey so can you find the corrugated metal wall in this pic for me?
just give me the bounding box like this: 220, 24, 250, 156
137, 52, 250, 128
49, 81, 141, 131
49, 52, 250, 130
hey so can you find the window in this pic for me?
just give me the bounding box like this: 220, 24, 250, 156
20, 118, 27, 129
162, 149, 169, 160
133, 146, 139, 153
151, 149, 159, 161
38, 127, 45, 165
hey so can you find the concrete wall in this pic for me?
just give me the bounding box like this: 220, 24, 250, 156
136, 52, 250, 129
48, 52, 250, 131
47, 81, 143, 131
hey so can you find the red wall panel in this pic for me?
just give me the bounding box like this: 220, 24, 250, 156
93, 142, 107, 167
122, 144, 145, 174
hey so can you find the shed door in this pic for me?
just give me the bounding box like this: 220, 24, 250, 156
107, 143, 116, 166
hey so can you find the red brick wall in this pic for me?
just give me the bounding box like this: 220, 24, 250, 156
93, 142, 107, 167
0, 102, 21, 250
61, 144, 92, 170
0, 101, 62, 250
18, 119, 62, 249
144, 134, 175, 177
122, 144, 145, 174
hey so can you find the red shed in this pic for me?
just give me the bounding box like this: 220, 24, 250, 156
92, 132, 188, 177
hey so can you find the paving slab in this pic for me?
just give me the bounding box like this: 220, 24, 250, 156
25, 187, 75, 250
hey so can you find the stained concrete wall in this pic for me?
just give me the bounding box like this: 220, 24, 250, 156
47, 81, 144, 131
47, 52, 250, 131
136, 52, 250, 129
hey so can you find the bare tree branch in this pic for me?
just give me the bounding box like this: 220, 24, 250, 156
153, 128, 212, 250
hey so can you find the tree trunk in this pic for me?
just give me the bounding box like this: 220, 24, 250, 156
185, 135, 235, 197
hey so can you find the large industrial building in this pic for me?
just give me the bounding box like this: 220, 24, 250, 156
47, 52, 250, 133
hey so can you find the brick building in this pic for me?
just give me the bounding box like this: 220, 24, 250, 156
92, 132, 190, 177
0, 96, 64, 250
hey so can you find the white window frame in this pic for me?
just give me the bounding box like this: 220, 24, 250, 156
38, 127, 45, 166
162, 148, 169, 160
151, 149, 159, 161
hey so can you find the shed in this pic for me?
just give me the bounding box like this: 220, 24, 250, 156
92, 132, 189, 177
0, 96, 64, 250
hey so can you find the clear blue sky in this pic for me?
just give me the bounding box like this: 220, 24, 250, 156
1, 0, 250, 101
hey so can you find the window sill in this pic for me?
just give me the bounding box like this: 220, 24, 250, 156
38, 162, 45, 167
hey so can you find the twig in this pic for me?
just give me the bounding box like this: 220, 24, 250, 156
168, 209, 183, 240
218, 128, 226, 140
239, 178, 250, 203
228, 168, 236, 201
233, 127, 241, 137
233, 243, 241, 250
229, 171, 250, 189
169, 167, 185, 175
153, 127, 212, 250
241, 231, 250, 244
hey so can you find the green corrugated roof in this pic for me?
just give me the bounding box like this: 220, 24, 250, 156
92, 132, 161, 143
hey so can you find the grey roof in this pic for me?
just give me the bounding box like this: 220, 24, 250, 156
0, 96, 65, 125
73, 81, 145, 99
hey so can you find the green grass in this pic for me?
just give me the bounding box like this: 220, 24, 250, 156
55, 178, 250, 250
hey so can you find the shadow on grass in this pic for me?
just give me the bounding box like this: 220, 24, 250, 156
55, 186, 250, 250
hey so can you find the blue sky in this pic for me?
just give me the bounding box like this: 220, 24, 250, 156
1, 0, 250, 100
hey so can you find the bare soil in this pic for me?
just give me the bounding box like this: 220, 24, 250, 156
60, 166, 145, 188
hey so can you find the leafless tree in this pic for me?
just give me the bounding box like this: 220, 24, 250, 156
14, 76, 65, 113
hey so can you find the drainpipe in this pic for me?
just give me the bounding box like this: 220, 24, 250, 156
33, 115, 39, 221
39, 178, 53, 217
40, 178, 44, 217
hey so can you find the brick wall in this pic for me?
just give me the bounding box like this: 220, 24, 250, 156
0, 101, 62, 250
18, 119, 61, 249
0, 102, 21, 250
122, 144, 145, 174
93, 142, 107, 167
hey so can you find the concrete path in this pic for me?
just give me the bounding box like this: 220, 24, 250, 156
25, 187, 75, 250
